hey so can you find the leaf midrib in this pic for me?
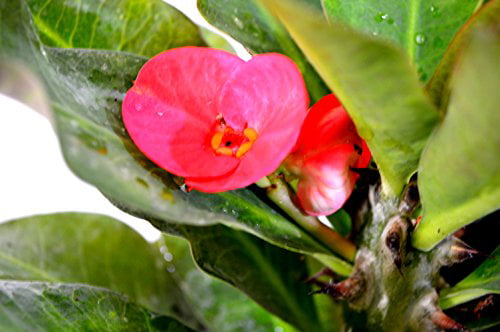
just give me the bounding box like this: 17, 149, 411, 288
0, 251, 58, 282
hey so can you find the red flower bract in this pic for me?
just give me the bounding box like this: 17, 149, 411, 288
122, 47, 308, 192
285, 94, 371, 216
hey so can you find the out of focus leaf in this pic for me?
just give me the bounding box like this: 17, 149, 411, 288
0, 213, 203, 329
413, 20, 500, 250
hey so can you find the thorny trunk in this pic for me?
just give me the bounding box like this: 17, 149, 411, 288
325, 184, 468, 331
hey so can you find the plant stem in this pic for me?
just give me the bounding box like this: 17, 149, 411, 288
264, 177, 357, 261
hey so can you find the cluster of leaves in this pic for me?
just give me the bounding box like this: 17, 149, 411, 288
0, 0, 498, 330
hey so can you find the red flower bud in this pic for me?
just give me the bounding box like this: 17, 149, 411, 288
122, 47, 308, 192
285, 94, 371, 216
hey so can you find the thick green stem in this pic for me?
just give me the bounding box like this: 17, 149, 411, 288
264, 177, 357, 261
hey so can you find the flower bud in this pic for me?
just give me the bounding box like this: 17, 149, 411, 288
285, 94, 371, 216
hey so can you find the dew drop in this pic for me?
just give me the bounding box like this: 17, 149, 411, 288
234, 17, 243, 29
381, 14, 389, 20
415, 33, 427, 45
135, 103, 142, 111
167, 265, 176, 273
157, 111, 164, 117
163, 253, 173, 262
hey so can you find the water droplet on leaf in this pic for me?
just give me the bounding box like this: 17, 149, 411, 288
415, 34, 427, 45
234, 17, 243, 29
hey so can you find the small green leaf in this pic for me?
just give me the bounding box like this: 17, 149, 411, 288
260, 0, 439, 195
0, 281, 193, 331
198, 0, 329, 103
0, 213, 203, 328
427, 1, 500, 112
177, 225, 321, 331
413, 21, 500, 250
440, 246, 500, 309
322, 0, 480, 82
26, 0, 204, 57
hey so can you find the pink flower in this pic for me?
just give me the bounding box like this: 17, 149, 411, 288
122, 47, 308, 192
285, 94, 371, 216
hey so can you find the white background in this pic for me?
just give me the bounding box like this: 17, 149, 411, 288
0, 0, 247, 241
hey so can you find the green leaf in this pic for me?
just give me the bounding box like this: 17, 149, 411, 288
322, 0, 480, 82
326, 209, 352, 237
198, 0, 329, 103
0, 0, 342, 265
26, 0, 204, 57
427, 0, 500, 112
199, 27, 236, 53
0, 213, 303, 331
413, 21, 500, 250
440, 246, 500, 309
177, 225, 322, 331
0, 281, 193, 331
160, 233, 298, 332
260, 0, 440, 195
0, 213, 203, 329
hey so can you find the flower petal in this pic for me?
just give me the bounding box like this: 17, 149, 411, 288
123, 47, 243, 178
296, 144, 360, 216
218, 53, 309, 132
189, 54, 308, 191
293, 94, 361, 157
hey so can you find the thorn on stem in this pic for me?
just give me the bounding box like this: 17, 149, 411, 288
431, 311, 468, 331
310, 273, 364, 301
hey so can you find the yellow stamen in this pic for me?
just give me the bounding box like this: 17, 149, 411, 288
244, 128, 258, 141
236, 141, 253, 158
216, 147, 233, 156
211, 132, 223, 150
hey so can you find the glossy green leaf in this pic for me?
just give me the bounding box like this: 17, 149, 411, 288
427, 0, 500, 112
440, 246, 500, 309
322, 0, 480, 83
26, 0, 204, 57
160, 234, 298, 332
198, 0, 329, 103
177, 225, 321, 331
260, 0, 439, 195
413, 22, 500, 250
0, 213, 203, 329
0, 281, 193, 331
0, 213, 306, 331
0, 0, 343, 266
326, 209, 352, 237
